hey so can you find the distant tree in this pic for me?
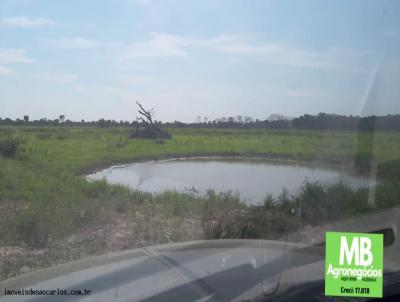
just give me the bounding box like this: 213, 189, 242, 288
244, 116, 253, 124
23, 115, 29, 123
59, 115, 65, 123
98, 118, 106, 128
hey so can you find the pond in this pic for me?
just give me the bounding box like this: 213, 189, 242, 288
87, 157, 370, 204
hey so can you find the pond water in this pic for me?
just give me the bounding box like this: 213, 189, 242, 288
87, 157, 370, 204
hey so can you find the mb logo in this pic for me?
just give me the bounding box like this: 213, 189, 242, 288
339, 236, 373, 266
325, 231, 383, 298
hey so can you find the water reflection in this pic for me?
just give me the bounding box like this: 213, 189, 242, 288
87, 157, 369, 204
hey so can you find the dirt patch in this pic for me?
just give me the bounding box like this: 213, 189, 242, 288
0, 211, 203, 281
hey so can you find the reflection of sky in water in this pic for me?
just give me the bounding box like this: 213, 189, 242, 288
87, 158, 370, 204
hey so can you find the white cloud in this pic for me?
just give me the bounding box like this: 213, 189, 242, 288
123, 33, 187, 58
49, 37, 97, 49
268, 88, 333, 99
33, 72, 78, 84
0, 65, 13, 75
74, 84, 119, 95
134, 0, 151, 5
0, 48, 33, 75
43, 33, 366, 71
0, 48, 34, 64
0, 16, 54, 28
117, 74, 154, 85
122, 32, 368, 69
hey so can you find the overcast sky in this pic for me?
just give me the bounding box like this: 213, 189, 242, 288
1, 0, 399, 122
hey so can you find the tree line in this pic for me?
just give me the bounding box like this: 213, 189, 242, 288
1, 113, 400, 131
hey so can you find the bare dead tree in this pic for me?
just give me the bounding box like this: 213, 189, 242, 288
136, 101, 156, 126
130, 101, 171, 139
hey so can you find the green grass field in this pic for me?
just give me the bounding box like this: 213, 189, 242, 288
1, 126, 400, 279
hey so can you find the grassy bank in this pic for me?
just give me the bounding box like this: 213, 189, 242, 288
0, 126, 400, 279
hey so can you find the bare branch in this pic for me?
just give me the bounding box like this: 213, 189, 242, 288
131, 101, 171, 139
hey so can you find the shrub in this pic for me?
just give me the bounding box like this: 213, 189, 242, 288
0, 137, 21, 158
297, 181, 326, 226
377, 159, 400, 183
36, 132, 52, 140
56, 133, 68, 140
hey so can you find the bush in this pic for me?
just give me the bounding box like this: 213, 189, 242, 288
16, 212, 49, 248
0, 137, 21, 158
201, 180, 395, 241
377, 159, 400, 183
298, 182, 326, 226
36, 132, 52, 140
55, 133, 68, 140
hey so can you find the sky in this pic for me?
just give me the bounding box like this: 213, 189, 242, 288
0, 0, 400, 122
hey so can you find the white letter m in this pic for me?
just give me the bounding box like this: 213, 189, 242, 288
339, 236, 359, 265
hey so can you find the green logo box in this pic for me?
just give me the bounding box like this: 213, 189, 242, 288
325, 231, 383, 298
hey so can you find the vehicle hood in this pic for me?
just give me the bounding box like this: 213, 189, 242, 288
0, 239, 317, 301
